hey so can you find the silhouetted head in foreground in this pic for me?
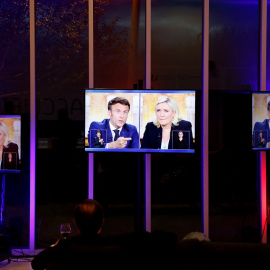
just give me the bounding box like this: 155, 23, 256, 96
74, 199, 104, 235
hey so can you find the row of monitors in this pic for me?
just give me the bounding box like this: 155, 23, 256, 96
1, 90, 270, 173
84, 89, 270, 152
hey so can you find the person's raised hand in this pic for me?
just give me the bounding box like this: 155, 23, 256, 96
108, 137, 132, 149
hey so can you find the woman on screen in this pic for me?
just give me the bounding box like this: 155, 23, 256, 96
0, 121, 19, 170
174, 131, 188, 149
141, 96, 193, 149
257, 130, 266, 148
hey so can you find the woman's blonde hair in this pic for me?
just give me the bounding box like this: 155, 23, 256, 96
0, 121, 9, 147
153, 96, 181, 127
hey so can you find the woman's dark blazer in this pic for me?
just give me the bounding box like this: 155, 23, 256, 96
174, 137, 188, 149
1, 142, 19, 169
141, 120, 193, 149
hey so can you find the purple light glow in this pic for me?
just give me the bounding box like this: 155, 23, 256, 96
88, 153, 94, 199
145, 153, 151, 232
30, 0, 36, 252
30, 122, 36, 251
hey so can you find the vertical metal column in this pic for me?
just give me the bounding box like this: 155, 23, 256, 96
145, 0, 151, 232
29, 0, 36, 252
88, 0, 94, 199
259, 0, 267, 243
202, 0, 209, 239
128, 0, 140, 86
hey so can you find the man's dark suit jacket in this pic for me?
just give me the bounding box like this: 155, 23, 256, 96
88, 118, 139, 149
253, 119, 270, 148
93, 136, 104, 148
1, 142, 19, 170
31, 231, 178, 270
141, 120, 193, 149
31, 234, 106, 270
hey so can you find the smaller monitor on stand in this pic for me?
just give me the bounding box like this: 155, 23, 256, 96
0, 115, 21, 173
0, 115, 21, 261
0, 115, 21, 231
252, 92, 270, 150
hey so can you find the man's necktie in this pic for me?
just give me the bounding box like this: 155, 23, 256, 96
114, 130, 120, 141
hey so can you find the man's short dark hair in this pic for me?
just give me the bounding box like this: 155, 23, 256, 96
108, 97, 130, 111
268, 101, 270, 111
74, 199, 104, 234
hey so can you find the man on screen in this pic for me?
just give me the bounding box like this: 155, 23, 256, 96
88, 97, 139, 149
253, 100, 270, 148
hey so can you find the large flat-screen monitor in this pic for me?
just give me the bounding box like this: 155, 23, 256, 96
85, 90, 195, 153
0, 115, 21, 173
252, 91, 270, 150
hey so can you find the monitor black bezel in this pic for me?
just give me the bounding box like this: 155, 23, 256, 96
84, 89, 196, 153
